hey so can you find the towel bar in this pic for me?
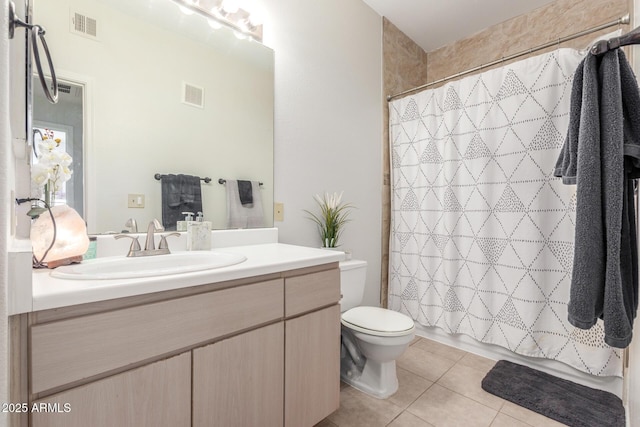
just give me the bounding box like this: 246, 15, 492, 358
154, 173, 211, 184
218, 178, 263, 186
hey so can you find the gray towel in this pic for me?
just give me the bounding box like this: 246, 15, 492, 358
161, 174, 203, 230
237, 180, 253, 206
225, 180, 264, 229
178, 174, 202, 207
554, 49, 640, 348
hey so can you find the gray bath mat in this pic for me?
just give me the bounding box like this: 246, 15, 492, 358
481, 360, 624, 427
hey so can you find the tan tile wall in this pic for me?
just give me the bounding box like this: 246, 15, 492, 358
380, 0, 631, 307
428, 0, 630, 82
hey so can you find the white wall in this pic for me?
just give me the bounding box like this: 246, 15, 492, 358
0, 0, 9, 422
261, 0, 384, 306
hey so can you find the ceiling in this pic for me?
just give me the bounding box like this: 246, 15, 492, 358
361, 0, 556, 52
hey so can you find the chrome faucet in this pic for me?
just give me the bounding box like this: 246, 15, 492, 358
144, 219, 164, 251
124, 217, 138, 233
114, 219, 180, 257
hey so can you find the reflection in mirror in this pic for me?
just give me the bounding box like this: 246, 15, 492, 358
33, 78, 84, 215
33, 0, 274, 234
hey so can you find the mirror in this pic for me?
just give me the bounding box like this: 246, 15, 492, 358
33, 0, 274, 234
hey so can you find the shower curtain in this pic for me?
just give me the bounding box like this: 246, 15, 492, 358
388, 48, 621, 377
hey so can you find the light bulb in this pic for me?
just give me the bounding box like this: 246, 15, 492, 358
248, 9, 264, 26
222, 0, 239, 14
178, 0, 197, 15
233, 30, 246, 40
209, 6, 223, 18
208, 19, 222, 29
237, 19, 251, 33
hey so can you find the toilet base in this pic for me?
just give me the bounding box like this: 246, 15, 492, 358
341, 358, 399, 399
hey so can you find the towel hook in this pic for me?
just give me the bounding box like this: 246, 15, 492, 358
9, 1, 58, 103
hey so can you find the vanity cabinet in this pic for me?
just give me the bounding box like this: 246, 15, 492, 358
284, 267, 341, 427
31, 352, 191, 427
10, 263, 340, 427
193, 323, 284, 426
285, 305, 341, 427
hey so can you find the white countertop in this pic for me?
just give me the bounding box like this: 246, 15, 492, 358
30, 243, 344, 313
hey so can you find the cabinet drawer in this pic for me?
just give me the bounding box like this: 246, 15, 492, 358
31, 279, 284, 394
285, 268, 340, 317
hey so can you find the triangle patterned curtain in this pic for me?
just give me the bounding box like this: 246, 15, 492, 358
388, 49, 621, 377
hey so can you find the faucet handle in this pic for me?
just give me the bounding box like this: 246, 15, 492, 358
159, 232, 180, 251
114, 234, 141, 257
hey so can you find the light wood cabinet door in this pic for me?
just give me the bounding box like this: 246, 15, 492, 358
193, 322, 284, 427
285, 305, 341, 427
31, 352, 191, 427
30, 279, 283, 394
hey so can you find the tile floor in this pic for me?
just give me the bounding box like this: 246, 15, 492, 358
317, 336, 567, 427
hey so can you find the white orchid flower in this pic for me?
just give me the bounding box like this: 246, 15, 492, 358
59, 152, 72, 166
37, 138, 57, 153
31, 163, 51, 187
31, 135, 73, 194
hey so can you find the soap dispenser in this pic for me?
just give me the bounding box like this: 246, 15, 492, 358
187, 212, 212, 250
177, 212, 194, 231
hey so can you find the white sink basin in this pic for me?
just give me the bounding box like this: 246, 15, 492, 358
50, 251, 247, 280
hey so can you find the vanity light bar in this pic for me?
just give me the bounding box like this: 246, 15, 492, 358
170, 0, 263, 42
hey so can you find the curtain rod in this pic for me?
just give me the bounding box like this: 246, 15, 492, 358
387, 14, 630, 102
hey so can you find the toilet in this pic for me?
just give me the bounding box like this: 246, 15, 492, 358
339, 259, 415, 399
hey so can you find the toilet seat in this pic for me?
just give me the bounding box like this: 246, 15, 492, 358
341, 306, 415, 337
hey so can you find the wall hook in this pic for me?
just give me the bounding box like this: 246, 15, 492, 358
8, 1, 58, 103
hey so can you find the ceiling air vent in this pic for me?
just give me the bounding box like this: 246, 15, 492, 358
57, 83, 71, 94
70, 10, 98, 39
182, 82, 205, 109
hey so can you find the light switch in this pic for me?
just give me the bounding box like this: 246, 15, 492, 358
128, 194, 145, 208
274, 202, 284, 221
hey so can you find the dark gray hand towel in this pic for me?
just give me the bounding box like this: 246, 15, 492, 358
179, 174, 202, 206
161, 174, 182, 207
554, 49, 640, 348
237, 180, 253, 206
161, 174, 203, 230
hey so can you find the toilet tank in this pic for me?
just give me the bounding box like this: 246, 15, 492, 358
339, 259, 367, 312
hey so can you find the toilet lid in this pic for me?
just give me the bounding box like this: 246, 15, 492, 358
341, 306, 415, 337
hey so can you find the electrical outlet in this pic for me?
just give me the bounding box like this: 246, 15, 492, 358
128, 193, 145, 208
274, 202, 284, 222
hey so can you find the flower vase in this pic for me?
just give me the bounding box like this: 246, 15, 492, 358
320, 238, 340, 250
323, 238, 337, 248
44, 182, 56, 207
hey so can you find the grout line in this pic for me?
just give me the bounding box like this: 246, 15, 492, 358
434, 359, 507, 412
433, 379, 502, 414
385, 412, 403, 426
487, 410, 500, 427
331, 336, 554, 427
